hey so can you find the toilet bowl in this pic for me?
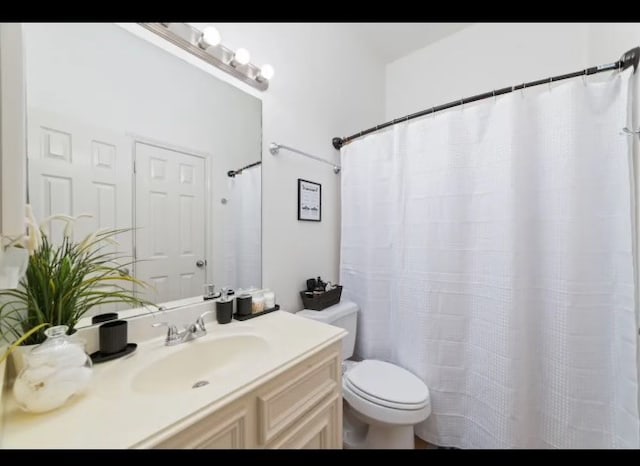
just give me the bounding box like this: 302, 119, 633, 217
297, 301, 431, 449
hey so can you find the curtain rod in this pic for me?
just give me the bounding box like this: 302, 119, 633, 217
270, 142, 341, 174
227, 160, 261, 177
332, 47, 640, 150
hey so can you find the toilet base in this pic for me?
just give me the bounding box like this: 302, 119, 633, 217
343, 401, 416, 449
366, 423, 415, 449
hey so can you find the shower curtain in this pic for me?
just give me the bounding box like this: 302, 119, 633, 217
224, 165, 262, 290
340, 69, 639, 448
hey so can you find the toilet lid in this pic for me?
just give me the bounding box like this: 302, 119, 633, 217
344, 359, 429, 409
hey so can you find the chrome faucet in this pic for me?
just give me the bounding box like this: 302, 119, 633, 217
152, 310, 218, 346
152, 321, 205, 346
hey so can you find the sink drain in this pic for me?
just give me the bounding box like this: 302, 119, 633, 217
192, 380, 210, 389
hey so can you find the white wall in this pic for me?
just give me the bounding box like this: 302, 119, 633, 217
385, 23, 590, 120
124, 23, 386, 312
188, 23, 385, 311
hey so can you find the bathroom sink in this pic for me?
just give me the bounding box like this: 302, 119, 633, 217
131, 334, 270, 395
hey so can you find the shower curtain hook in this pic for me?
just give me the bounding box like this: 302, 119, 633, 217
548, 77, 553, 92
431, 107, 436, 118
460, 98, 464, 111
492, 90, 496, 103
521, 83, 526, 97
582, 70, 587, 86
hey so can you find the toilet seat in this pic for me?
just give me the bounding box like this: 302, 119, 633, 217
344, 359, 430, 410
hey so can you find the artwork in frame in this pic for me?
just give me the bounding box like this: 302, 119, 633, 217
298, 179, 321, 222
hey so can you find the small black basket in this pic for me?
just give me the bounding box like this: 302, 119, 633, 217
300, 286, 343, 311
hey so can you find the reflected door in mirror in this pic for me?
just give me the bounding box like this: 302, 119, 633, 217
134, 142, 206, 303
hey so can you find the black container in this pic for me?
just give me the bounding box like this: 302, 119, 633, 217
216, 300, 233, 324
306, 278, 317, 292
92, 312, 118, 325
99, 320, 128, 354
300, 285, 343, 311
236, 294, 252, 316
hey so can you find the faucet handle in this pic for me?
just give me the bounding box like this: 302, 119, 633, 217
152, 322, 180, 344
196, 310, 216, 334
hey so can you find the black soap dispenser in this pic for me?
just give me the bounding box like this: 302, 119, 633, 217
216, 288, 233, 324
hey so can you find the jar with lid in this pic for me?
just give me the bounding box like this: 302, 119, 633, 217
251, 291, 265, 314
13, 325, 93, 413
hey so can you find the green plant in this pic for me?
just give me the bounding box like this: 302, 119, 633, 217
0, 210, 153, 352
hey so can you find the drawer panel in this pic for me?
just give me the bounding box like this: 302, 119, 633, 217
257, 342, 341, 445
267, 393, 341, 449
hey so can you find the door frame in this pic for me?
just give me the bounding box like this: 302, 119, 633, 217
129, 133, 212, 296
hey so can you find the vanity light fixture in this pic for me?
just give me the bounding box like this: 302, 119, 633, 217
231, 47, 250, 67
139, 23, 274, 91
257, 64, 275, 82
198, 26, 221, 49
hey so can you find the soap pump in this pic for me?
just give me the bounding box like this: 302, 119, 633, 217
216, 287, 233, 324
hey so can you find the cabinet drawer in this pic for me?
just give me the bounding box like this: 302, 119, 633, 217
267, 393, 341, 449
257, 342, 341, 445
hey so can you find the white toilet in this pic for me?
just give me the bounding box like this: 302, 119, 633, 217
297, 301, 431, 449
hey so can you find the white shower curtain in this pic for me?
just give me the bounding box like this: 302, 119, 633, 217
224, 165, 262, 290
340, 69, 639, 448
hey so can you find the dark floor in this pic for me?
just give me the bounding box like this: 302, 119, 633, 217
415, 436, 435, 449
415, 436, 459, 449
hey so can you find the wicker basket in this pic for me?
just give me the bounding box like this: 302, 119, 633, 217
300, 286, 343, 311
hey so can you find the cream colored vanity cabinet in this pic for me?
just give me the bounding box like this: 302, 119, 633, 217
152, 341, 343, 449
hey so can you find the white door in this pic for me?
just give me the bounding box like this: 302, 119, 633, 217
27, 109, 133, 316
134, 142, 206, 304
27, 109, 132, 246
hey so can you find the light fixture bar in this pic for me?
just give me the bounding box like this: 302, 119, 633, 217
138, 22, 269, 91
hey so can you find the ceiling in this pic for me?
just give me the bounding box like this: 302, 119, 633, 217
344, 23, 473, 63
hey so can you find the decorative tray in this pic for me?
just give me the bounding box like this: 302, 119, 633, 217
233, 304, 280, 321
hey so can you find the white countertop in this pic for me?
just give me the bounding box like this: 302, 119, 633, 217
1, 311, 346, 449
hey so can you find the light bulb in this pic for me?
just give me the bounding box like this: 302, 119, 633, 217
233, 48, 251, 66
199, 26, 221, 49
257, 64, 275, 81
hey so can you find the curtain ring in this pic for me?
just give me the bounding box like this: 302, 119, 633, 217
521, 83, 525, 97
431, 107, 436, 118
548, 77, 553, 92
582, 70, 587, 85
492, 89, 496, 103
460, 98, 464, 111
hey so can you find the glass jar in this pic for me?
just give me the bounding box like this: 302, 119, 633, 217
13, 325, 93, 413
251, 291, 265, 314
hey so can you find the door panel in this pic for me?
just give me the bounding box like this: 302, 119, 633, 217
27, 110, 132, 316
134, 142, 206, 304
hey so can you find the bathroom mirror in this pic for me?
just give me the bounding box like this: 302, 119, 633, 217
22, 23, 262, 325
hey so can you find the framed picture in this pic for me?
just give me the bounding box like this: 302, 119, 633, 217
298, 179, 321, 222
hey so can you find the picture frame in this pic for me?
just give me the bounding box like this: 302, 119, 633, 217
298, 179, 322, 222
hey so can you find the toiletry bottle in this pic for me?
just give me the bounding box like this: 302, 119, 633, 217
226, 288, 235, 314
203, 284, 216, 300
314, 277, 325, 296
216, 288, 233, 324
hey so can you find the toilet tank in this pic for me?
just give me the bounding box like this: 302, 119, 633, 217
296, 300, 358, 361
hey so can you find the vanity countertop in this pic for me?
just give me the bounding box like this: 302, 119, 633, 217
1, 311, 346, 449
